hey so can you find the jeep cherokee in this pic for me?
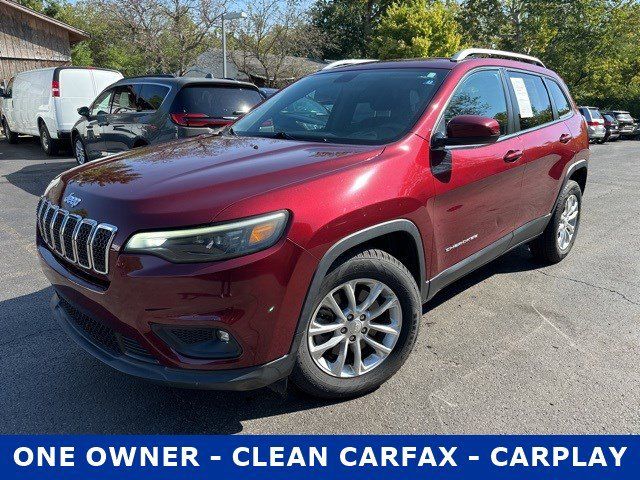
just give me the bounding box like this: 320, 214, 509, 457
37, 49, 589, 399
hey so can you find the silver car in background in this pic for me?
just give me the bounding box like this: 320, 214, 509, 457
579, 106, 606, 143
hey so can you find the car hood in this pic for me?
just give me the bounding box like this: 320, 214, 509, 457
48, 135, 384, 232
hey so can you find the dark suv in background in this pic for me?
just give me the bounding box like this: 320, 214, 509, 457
602, 110, 636, 138
71, 77, 265, 164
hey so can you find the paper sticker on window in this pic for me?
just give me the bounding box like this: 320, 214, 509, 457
510, 77, 534, 118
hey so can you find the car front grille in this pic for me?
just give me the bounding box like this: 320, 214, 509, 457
37, 198, 117, 275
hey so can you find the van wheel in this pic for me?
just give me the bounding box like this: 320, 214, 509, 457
529, 180, 582, 264
2, 118, 18, 144
74, 136, 88, 165
291, 249, 421, 399
39, 122, 58, 156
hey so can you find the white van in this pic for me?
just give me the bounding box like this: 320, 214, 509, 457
0, 67, 123, 155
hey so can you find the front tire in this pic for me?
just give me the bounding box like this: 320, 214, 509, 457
39, 122, 58, 156
529, 180, 582, 264
291, 249, 421, 399
2, 118, 18, 144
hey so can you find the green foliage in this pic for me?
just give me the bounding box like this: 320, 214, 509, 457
374, 0, 463, 59
458, 0, 640, 116
311, 0, 395, 59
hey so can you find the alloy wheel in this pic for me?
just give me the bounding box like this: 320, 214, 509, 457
307, 278, 402, 378
75, 139, 86, 164
557, 194, 579, 251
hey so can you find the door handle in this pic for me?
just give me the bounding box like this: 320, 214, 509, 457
503, 149, 523, 163
559, 133, 572, 144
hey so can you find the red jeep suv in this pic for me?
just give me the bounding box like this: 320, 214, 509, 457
37, 49, 588, 398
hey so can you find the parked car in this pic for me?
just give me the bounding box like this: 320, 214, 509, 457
37, 49, 588, 399
0, 67, 123, 155
602, 113, 620, 142
71, 76, 265, 164
578, 106, 606, 143
602, 110, 636, 138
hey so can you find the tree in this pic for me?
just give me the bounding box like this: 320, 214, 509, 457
56, 0, 228, 75
310, 0, 395, 59
374, 0, 464, 59
230, 0, 326, 87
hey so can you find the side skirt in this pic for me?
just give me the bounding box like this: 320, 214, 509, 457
425, 214, 551, 302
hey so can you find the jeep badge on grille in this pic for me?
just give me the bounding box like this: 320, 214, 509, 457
63, 193, 81, 208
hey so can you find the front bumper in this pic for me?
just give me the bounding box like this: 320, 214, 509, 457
52, 292, 294, 390
38, 228, 317, 387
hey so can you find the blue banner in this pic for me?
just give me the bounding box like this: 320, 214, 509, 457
1, 435, 637, 479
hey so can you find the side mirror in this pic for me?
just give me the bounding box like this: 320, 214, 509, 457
432, 115, 501, 149
77, 106, 90, 117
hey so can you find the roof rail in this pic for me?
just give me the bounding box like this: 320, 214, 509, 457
451, 48, 545, 68
322, 59, 377, 71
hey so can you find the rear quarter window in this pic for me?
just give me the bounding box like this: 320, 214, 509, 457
172, 85, 264, 118
137, 84, 171, 111
546, 80, 572, 117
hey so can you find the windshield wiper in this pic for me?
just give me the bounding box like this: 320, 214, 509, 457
272, 131, 296, 140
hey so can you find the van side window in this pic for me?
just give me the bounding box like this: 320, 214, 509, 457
137, 84, 171, 111
507, 72, 553, 130
111, 85, 138, 114
443, 70, 508, 135
546, 80, 571, 118
91, 89, 113, 116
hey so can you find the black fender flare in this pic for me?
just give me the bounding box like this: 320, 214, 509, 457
288, 219, 427, 356
553, 159, 588, 212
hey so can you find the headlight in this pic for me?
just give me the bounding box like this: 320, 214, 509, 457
124, 211, 289, 263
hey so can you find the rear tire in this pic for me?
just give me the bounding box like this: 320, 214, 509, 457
291, 249, 421, 399
39, 122, 58, 156
74, 136, 88, 165
529, 180, 582, 264
2, 118, 18, 144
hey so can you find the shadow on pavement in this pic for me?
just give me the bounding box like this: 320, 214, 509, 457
4, 161, 77, 196
0, 287, 341, 435
1, 245, 540, 434
0, 136, 72, 161
424, 244, 539, 313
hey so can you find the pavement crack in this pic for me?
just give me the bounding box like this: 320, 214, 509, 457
531, 303, 585, 353
537, 270, 640, 306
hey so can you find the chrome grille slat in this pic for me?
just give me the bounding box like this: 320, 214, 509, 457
36, 198, 117, 276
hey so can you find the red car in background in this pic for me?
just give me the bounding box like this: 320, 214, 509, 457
37, 49, 588, 399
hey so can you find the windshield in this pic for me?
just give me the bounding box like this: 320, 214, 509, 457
231, 68, 447, 145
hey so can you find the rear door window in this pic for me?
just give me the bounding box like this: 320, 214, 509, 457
111, 85, 138, 114
507, 72, 553, 130
172, 86, 264, 118
137, 84, 171, 111
546, 80, 571, 118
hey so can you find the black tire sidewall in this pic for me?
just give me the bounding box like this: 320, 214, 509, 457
39, 123, 57, 155
546, 180, 582, 262
292, 251, 421, 398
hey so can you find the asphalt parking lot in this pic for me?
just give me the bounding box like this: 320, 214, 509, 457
0, 135, 638, 434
